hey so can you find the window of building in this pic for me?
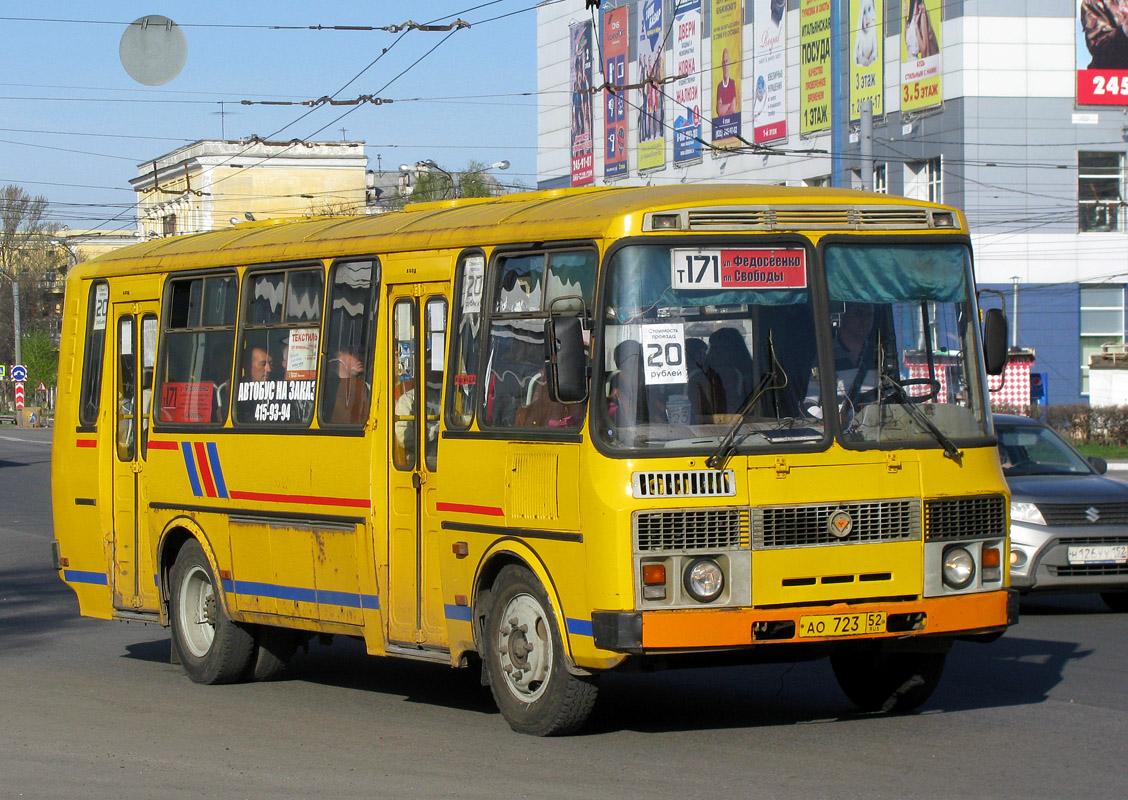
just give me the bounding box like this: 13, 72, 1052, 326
156, 272, 238, 425
873, 163, 887, 194
319, 258, 378, 426
905, 157, 942, 203
162, 214, 177, 237
235, 266, 323, 426
804, 175, 830, 188
1081, 284, 1126, 394
1079, 151, 1124, 233
481, 249, 596, 430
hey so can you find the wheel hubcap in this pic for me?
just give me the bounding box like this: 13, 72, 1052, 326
179, 564, 217, 658
496, 593, 552, 702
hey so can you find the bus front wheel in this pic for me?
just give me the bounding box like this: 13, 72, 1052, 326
169, 539, 255, 684
483, 565, 598, 736
830, 645, 947, 713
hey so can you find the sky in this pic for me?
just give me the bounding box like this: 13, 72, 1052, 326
0, 1, 543, 234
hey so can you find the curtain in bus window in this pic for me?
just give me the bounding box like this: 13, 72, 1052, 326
824, 244, 967, 303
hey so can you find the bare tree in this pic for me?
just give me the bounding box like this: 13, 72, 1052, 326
0, 184, 59, 366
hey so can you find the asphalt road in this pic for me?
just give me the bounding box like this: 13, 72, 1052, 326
2, 428, 1125, 799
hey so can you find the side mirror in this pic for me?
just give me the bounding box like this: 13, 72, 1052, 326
982, 307, 1008, 376
1089, 455, 1109, 475
546, 315, 589, 404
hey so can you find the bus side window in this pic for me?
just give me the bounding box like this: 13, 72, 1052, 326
319, 258, 379, 427
78, 280, 109, 427
156, 273, 237, 426
447, 252, 485, 429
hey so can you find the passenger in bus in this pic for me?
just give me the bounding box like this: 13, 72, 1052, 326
245, 346, 274, 382
685, 337, 713, 420
608, 340, 664, 427
705, 327, 754, 414
325, 348, 369, 424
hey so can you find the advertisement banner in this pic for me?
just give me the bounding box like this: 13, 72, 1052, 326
673, 0, 703, 164
637, 0, 666, 172
603, 6, 630, 177
900, 0, 941, 112
1077, 0, 1128, 106
710, 0, 743, 146
753, 0, 788, 143
849, 0, 884, 120
570, 22, 594, 186
800, 0, 832, 133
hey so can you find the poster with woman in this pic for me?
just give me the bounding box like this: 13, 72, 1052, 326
753, 0, 787, 143
850, 0, 884, 120
570, 22, 594, 186
1077, 0, 1128, 105
900, 0, 941, 113
637, 0, 666, 172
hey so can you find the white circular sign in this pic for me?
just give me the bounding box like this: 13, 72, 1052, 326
120, 15, 188, 86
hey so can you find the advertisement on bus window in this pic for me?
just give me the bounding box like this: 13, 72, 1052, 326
570, 21, 594, 186
637, 0, 667, 172
850, 0, 884, 120
710, 0, 742, 146
603, 5, 630, 178
1077, 0, 1128, 105
900, 0, 942, 112
753, 0, 788, 143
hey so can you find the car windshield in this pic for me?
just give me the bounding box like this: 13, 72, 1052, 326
596, 241, 992, 454
996, 422, 1094, 477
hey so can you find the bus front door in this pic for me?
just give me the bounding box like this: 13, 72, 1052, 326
111, 301, 160, 613
386, 287, 449, 649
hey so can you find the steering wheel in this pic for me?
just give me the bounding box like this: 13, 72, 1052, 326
856, 377, 941, 405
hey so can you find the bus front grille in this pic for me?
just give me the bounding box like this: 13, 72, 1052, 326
634, 508, 750, 552
924, 495, 1007, 540
632, 469, 737, 498
753, 499, 921, 548
685, 205, 933, 231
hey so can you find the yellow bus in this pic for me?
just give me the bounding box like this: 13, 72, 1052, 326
52, 184, 1014, 735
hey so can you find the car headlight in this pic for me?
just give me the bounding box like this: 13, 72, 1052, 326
1010, 501, 1045, 525
942, 546, 976, 589
683, 557, 724, 602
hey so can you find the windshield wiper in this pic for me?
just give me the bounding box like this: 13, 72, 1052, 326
706, 334, 788, 470
879, 374, 963, 464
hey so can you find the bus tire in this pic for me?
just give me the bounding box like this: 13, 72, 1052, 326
169, 539, 254, 684
246, 625, 298, 682
483, 565, 598, 736
830, 645, 946, 713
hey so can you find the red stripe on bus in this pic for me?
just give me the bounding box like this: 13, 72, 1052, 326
193, 442, 217, 498
75, 439, 96, 448
436, 502, 504, 517
228, 490, 371, 509
147, 440, 178, 450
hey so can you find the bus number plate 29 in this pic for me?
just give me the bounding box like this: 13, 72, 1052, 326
798, 611, 886, 638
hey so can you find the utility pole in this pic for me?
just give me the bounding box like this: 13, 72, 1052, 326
1010, 276, 1021, 349
860, 101, 874, 191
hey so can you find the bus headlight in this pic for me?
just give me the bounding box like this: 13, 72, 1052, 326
942, 546, 976, 589
683, 558, 724, 602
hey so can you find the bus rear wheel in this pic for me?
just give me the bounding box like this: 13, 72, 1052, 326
169, 539, 254, 684
830, 645, 947, 713
483, 565, 598, 736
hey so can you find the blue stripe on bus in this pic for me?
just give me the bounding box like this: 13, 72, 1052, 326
181, 442, 203, 497
205, 441, 228, 498
566, 617, 594, 638
63, 569, 109, 586
228, 579, 379, 611
444, 604, 473, 622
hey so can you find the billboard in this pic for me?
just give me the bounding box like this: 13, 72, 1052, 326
710, 0, 743, 146
753, 0, 787, 143
900, 0, 941, 112
673, 0, 703, 164
1077, 0, 1128, 105
603, 6, 629, 178
849, 0, 884, 120
800, 0, 831, 133
570, 22, 594, 186
637, 0, 667, 172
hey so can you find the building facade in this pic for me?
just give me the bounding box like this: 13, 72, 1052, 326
537, 0, 1128, 405
129, 139, 369, 239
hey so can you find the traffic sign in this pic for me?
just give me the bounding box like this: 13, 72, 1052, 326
0, 365, 5, 380
11, 364, 27, 382
14, 383, 25, 409
36, 381, 46, 392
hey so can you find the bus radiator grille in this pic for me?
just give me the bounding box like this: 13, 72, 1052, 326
753, 499, 921, 548
633, 508, 750, 552
632, 469, 737, 499
923, 495, 1007, 541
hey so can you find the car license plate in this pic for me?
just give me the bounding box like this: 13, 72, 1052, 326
798, 611, 886, 638
1067, 544, 1128, 564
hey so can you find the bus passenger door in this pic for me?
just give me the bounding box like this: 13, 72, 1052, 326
386, 286, 448, 648
111, 303, 160, 612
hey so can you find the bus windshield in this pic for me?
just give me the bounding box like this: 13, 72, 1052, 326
597, 241, 990, 453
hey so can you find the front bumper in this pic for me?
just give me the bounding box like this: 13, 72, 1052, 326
1009, 522, 1128, 593
592, 589, 1016, 654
